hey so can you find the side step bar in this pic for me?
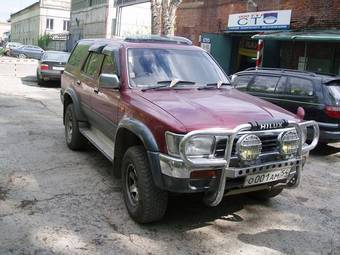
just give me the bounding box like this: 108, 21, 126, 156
80, 127, 114, 162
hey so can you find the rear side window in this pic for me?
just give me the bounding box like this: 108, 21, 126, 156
82, 53, 103, 78
100, 55, 116, 75
248, 75, 280, 93
328, 86, 340, 102
233, 75, 252, 91
68, 44, 90, 67
288, 77, 314, 96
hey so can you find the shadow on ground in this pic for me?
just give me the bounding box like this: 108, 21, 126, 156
20, 75, 60, 88
310, 143, 340, 156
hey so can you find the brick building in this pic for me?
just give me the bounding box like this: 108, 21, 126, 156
176, 0, 340, 75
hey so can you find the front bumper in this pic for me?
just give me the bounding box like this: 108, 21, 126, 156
316, 122, 340, 143
157, 121, 319, 206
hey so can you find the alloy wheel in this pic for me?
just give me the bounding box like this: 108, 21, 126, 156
125, 163, 139, 206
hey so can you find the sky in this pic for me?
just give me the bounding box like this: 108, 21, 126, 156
0, 0, 38, 22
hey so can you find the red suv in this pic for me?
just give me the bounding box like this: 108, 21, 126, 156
61, 36, 319, 223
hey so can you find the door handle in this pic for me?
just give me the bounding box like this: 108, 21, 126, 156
94, 88, 99, 94
76, 80, 81, 85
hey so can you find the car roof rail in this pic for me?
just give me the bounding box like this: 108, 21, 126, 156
124, 35, 193, 45
244, 67, 317, 77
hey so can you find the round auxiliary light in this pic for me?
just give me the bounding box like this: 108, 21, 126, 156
278, 130, 300, 157
236, 134, 262, 162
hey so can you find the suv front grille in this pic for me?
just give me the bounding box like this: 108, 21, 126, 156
214, 134, 279, 158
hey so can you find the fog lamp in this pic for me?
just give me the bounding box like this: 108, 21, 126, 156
236, 134, 262, 162
279, 130, 300, 157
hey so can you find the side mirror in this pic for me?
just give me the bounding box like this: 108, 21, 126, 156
99, 73, 120, 89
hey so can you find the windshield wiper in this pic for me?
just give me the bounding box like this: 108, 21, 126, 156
142, 79, 196, 92
198, 81, 230, 90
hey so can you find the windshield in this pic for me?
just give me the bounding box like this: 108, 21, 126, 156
42, 52, 70, 62
127, 48, 229, 88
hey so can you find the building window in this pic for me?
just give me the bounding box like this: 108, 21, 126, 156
63, 20, 70, 31
46, 18, 54, 30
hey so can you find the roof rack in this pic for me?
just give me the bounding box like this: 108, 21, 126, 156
245, 67, 317, 77
124, 35, 193, 45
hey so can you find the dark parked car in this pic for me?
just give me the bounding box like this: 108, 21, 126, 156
231, 68, 340, 144
37, 51, 70, 85
10, 45, 44, 59
60, 36, 318, 223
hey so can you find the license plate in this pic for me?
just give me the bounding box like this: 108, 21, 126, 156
244, 168, 290, 187
53, 66, 64, 71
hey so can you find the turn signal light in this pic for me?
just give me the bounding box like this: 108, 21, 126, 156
40, 64, 49, 71
325, 106, 340, 119
190, 170, 217, 179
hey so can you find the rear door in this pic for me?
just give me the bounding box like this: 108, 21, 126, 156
90, 53, 120, 140
277, 76, 320, 120
79, 52, 104, 123
63, 42, 91, 117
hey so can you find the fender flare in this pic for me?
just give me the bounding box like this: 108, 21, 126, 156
115, 117, 159, 152
63, 88, 87, 122
115, 117, 164, 188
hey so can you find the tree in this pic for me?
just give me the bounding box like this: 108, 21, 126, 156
150, 0, 182, 36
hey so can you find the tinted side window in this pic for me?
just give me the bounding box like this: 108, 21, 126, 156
100, 55, 116, 75
275, 76, 287, 94
288, 77, 314, 96
233, 75, 252, 91
82, 53, 103, 78
249, 75, 280, 93
68, 44, 90, 67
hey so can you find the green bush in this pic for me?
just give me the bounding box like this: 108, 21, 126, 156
38, 35, 51, 50
0, 47, 6, 56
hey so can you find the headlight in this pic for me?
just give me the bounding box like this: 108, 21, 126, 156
236, 134, 262, 162
184, 136, 215, 157
165, 132, 184, 157
279, 130, 300, 157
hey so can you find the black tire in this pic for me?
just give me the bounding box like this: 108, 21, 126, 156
122, 146, 168, 223
64, 103, 87, 150
37, 71, 44, 86
248, 188, 283, 200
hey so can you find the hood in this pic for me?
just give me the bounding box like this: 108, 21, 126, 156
137, 88, 299, 132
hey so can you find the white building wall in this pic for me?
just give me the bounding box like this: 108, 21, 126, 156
10, 4, 40, 45
70, 3, 115, 39
117, 2, 151, 37
10, 0, 71, 48
40, 7, 71, 35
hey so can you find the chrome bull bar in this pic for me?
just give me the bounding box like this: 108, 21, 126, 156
178, 120, 319, 207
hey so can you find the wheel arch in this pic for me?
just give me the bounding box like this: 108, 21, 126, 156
62, 88, 87, 124
113, 118, 163, 188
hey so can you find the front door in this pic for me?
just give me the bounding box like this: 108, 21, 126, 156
90, 54, 120, 141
